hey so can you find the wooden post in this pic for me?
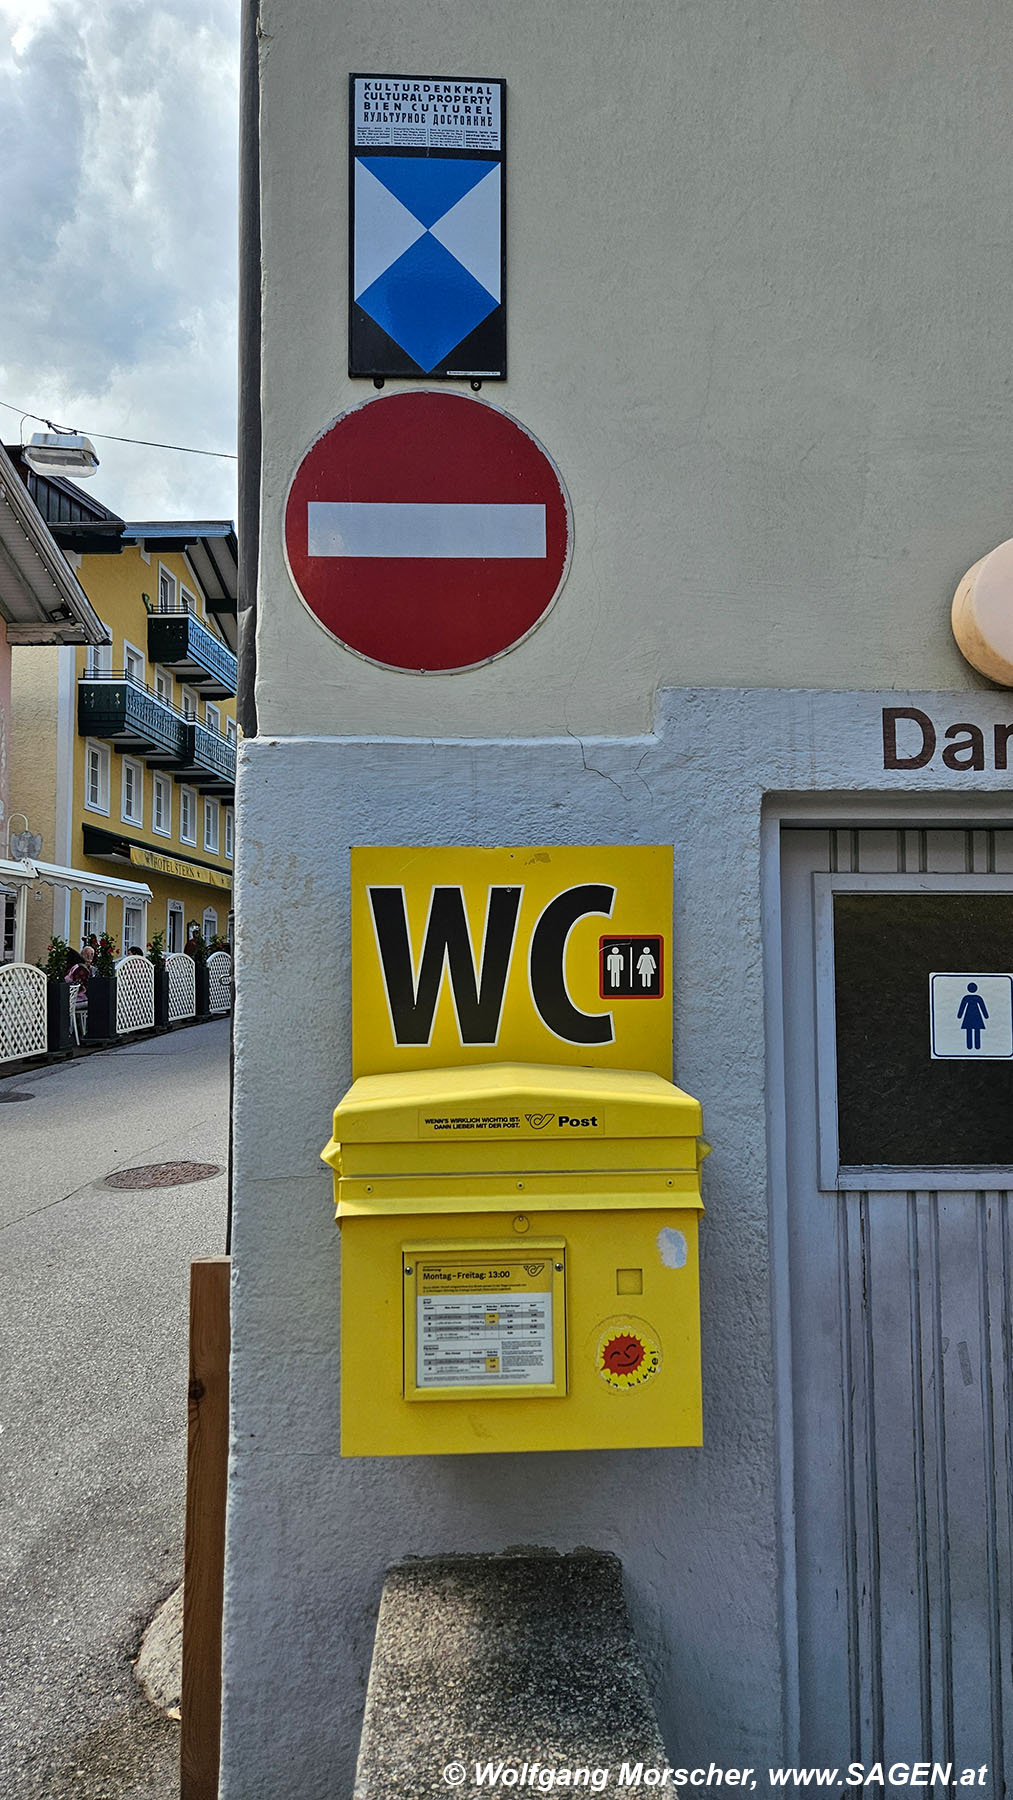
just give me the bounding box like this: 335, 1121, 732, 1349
181, 1256, 231, 1800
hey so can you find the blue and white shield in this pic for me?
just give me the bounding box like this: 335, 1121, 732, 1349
351, 153, 505, 378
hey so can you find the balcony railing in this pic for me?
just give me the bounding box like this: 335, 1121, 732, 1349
176, 719, 237, 793
78, 672, 186, 765
147, 603, 237, 699
78, 672, 236, 792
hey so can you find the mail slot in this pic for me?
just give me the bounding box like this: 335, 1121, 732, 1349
321, 1062, 707, 1456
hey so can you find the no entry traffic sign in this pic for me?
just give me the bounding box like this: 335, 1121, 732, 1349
283, 390, 571, 672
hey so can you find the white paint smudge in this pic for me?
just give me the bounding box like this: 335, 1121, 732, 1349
656, 1227, 687, 1268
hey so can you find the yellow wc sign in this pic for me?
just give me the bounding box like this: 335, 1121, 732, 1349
351, 844, 672, 1078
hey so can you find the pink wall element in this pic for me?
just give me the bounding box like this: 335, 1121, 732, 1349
0, 617, 10, 831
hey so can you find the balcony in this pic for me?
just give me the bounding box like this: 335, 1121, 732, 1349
78, 672, 186, 766
174, 719, 237, 794
146, 603, 237, 699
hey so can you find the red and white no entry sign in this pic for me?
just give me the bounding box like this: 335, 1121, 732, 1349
283, 389, 572, 672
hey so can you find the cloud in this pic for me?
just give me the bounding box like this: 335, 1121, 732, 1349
0, 0, 239, 519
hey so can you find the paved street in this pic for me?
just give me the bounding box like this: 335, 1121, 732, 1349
0, 1020, 230, 1799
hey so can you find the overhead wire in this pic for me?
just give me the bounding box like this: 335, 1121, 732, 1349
0, 396, 238, 461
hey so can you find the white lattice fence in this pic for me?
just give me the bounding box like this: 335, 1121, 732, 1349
166, 952, 196, 1023
207, 950, 232, 1014
115, 956, 155, 1035
0, 963, 48, 1065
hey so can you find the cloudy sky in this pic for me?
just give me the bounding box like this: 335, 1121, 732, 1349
0, 0, 239, 524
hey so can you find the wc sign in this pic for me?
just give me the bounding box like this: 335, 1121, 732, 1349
351, 845, 673, 1077
929, 972, 1013, 1059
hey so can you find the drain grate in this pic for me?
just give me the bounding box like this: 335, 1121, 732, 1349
0, 1090, 34, 1103
105, 1160, 222, 1190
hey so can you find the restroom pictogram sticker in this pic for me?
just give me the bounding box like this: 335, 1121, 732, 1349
929, 972, 1013, 1059
599, 936, 664, 999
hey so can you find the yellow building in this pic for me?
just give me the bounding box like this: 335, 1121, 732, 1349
8, 453, 238, 965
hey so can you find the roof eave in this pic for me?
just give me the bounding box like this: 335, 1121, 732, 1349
0, 444, 110, 645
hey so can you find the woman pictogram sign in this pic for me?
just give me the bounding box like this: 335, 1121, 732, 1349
957, 981, 989, 1050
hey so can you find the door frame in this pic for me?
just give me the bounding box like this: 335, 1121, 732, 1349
760, 791, 1013, 1762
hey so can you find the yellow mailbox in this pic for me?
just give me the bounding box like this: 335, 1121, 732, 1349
321, 1062, 706, 1456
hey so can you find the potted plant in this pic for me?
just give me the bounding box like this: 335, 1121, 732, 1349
148, 932, 169, 1030
185, 921, 210, 1019
85, 931, 119, 1042
40, 937, 74, 1053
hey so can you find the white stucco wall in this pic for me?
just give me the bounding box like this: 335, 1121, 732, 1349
227, 1, 1013, 1791
224, 693, 1013, 1796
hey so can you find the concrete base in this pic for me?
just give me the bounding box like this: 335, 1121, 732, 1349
354, 1551, 670, 1799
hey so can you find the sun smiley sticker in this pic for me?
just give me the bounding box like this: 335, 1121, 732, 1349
597, 1320, 661, 1390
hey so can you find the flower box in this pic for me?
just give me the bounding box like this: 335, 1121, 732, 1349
84, 974, 117, 1044
47, 979, 74, 1053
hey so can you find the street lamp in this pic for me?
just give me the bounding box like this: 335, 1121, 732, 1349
5, 814, 42, 861
22, 431, 100, 480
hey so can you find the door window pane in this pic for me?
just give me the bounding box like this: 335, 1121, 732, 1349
167, 904, 184, 952
833, 892, 1013, 1165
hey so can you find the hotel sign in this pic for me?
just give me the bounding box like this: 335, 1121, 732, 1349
129, 846, 233, 890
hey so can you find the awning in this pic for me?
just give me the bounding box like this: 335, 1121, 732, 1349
0, 443, 110, 646
0, 856, 153, 902
128, 846, 233, 891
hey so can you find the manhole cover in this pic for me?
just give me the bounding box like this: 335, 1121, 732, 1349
0, 1090, 34, 1103
105, 1161, 222, 1190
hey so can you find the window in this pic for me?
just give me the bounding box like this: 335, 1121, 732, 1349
123, 904, 145, 954
180, 786, 197, 845
86, 641, 112, 677
224, 805, 234, 860
124, 642, 145, 686
181, 684, 198, 720
2, 893, 15, 962
121, 757, 143, 825
226, 717, 237, 748
82, 897, 105, 942
154, 666, 173, 705
167, 902, 184, 953
153, 774, 172, 837
85, 741, 110, 814
158, 565, 176, 610
202, 907, 218, 942
205, 702, 220, 734
180, 587, 197, 615
204, 798, 220, 854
